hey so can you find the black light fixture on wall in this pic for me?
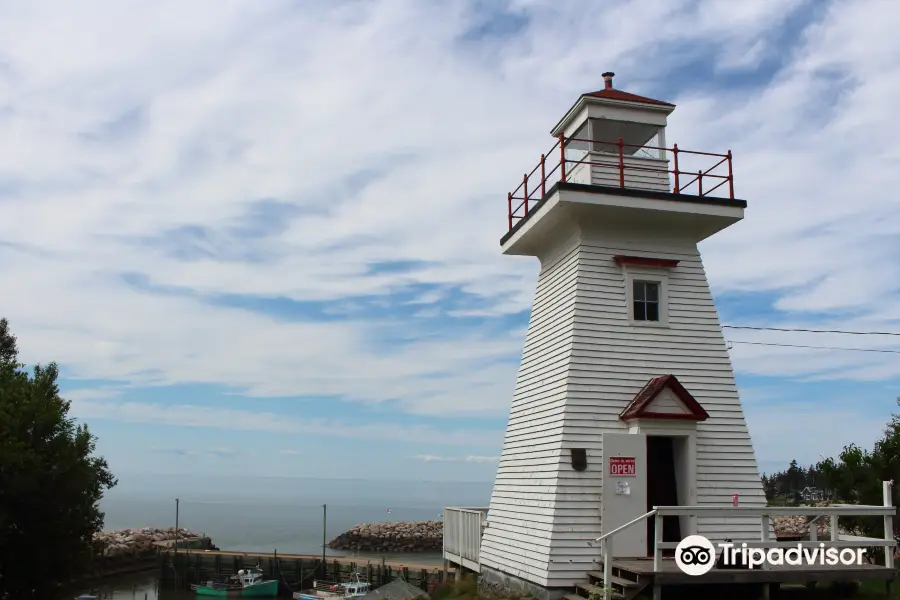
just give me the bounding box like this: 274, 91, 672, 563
570, 448, 587, 471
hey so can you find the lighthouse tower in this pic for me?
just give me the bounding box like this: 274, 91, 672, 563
478, 73, 767, 597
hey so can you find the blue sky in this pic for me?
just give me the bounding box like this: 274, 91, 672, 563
1, 0, 899, 488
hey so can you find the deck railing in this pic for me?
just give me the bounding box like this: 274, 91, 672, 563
592, 481, 896, 600
442, 507, 489, 571
507, 135, 735, 231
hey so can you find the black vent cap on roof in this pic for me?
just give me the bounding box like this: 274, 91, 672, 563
602, 71, 615, 89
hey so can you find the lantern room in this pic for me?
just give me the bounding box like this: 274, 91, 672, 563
552, 72, 674, 191
504, 72, 737, 241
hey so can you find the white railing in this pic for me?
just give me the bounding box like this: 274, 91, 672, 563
592, 481, 896, 600
443, 507, 489, 571
593, 509, 658, 600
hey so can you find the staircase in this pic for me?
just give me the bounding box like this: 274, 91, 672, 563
565, 565, 649, 600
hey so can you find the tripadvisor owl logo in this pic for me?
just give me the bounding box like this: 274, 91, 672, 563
675, 535, 716, 576
674, 534, 868, 575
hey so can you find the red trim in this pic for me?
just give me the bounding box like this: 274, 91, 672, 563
613, 255, 679, 268
620, 375, 709, 422
582, 89, 675, 107
505, 135, 735, 232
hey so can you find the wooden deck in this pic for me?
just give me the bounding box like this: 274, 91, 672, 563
608, 557, 896, 586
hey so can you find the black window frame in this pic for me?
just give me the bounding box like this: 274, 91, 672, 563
632, 279, 661, 322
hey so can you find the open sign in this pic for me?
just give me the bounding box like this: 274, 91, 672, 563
609, 457, 636, 477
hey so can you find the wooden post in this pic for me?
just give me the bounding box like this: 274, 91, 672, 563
174, 498, 180, 556
884, 480, 895, 569
322, 503, 327, 575
672, 144, 680, 193
726, 150, 734, 199
559, 135, 566, 183
617, 137, 625, 188
653, 513, 663, 572
602, 538, 612, 600
523, 174, 529, 216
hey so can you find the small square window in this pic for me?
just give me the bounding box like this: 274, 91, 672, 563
633, 280, 660, 322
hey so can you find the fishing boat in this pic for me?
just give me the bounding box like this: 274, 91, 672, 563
292, 571, 370, 600
191, 565, 279, 597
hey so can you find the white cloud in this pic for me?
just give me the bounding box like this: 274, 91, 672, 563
0, 0, 898, 435
69, 397, 502, 447
278, 449, 302, 456
745, 400, 893, 473
149, 446, 235, 458
724, 324, 900, 382
410, 454, 499, 463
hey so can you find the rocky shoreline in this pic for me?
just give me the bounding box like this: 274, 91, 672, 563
326, 511, 860, 554
94, 526, 216, 557
328, 521, 442, 552
771, 501, 862, 539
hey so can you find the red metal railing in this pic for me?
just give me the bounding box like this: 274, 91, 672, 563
506, 135, 735, 232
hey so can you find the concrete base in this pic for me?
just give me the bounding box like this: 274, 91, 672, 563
479, 565, 569, 600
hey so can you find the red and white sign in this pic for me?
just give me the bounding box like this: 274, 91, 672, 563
609, 457, 636, 477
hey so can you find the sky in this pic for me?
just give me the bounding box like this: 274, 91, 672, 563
1, 0, 899, 489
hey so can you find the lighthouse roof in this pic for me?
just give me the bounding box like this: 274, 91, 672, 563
581, 87, 674, 107
550, 72, 675, 137
619, 374, 710, 421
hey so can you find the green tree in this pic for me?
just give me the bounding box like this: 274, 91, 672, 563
785, 459, 803, 494
762, 460, 829, 504
817, 400, 900, 541
0, 318, 117, 598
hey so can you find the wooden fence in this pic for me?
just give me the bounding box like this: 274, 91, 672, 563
160, 551, 450, 596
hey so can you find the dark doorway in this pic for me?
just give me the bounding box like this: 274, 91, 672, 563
646, 436, 681, 556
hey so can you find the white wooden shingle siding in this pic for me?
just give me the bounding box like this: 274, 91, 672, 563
562, 152, 670, 192
642, 388, 689, 414
590, 154, 669, 192
479, 225, 767, 589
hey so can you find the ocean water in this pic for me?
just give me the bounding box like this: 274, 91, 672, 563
99, 474, 492, 559
67, 475, 492, 599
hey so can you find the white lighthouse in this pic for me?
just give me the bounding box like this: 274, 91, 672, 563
478, 73, 768, 597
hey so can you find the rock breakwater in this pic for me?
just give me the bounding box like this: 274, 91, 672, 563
328, 521, 442, 552
94, 527, 213, 557
772, 515, 831, 538
772, 502, 859, 539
